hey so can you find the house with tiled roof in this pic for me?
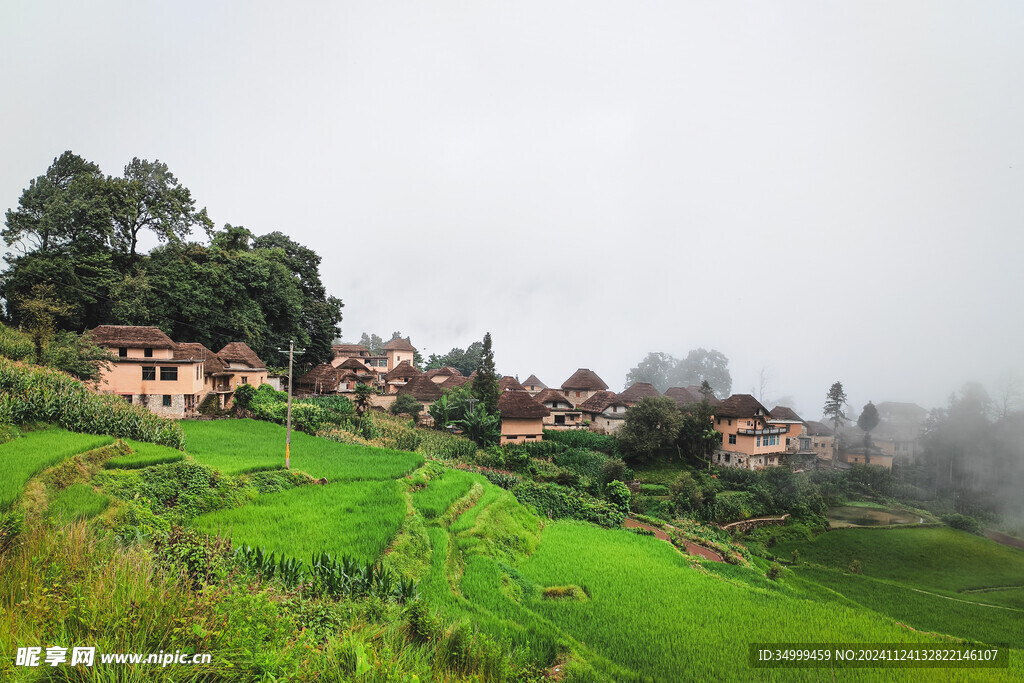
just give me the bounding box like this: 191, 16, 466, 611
424, 367, 463, 384
522, 374, 546, 395
805, 421, 836, 464
500, 376, 527, 392
619, 382, 661, 406
579, 390, 631, 434
664, 386, 701, 408
769, 406, 813, 455
534, 388, 584, 430
385, 360, 421, 394
712, 394, 785, 470
383, 337, 416, 372
561, 368, 609, 407
498, 390, 550, 445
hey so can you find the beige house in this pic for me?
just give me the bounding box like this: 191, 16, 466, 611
383, 338, 416, 372
534, 388, 584, 430
712, 394, 786, 470
522, 374, 546, 396
805, 421, 836, 465
769, 406, 813, 454
385, 360, 421, 394
579, 390, 630, 434
396, 375, 443, 425
498, 390, 550, 445
560, 368, 609, 408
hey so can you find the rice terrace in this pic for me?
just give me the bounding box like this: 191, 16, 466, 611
0, 352, 1021, 681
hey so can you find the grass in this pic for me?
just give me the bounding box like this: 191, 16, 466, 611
193, 480, 406, 564
775, 526, 1024, 593
0, 427, 114, 509
104, 439, 185, 469
182, 419, 423, 480
412, 469, 477, 519
46, 483, 110, 522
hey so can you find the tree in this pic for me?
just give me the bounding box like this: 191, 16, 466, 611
605, 480, 631, 514
625, 352, 677, 392
472, 332, 499, 415
109, 158, 213, 259
456, 403, 500, 447
352, 383, 375, 417
857, 401, 880, 463
672, 348, 732, 397
390, 393, 423, 421
17, 283, 73, 363
823, 381, 848, 465
358, 333, 385, 355
425, 340, 484, 376
618, 396, 685, 463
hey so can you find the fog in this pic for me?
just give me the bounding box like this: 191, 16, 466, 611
3, 1, 1024, 418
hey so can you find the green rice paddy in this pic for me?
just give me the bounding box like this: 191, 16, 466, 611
103, 439, 185, 469
46, 483, 110, 522
0, 428, 113, 508
412, 469, 476, 519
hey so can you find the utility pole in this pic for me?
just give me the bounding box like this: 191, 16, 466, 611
277, 340, 305, 471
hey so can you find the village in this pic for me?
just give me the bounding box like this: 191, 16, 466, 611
87, 324, 927, 473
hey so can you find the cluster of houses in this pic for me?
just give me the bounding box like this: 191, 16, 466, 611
87, 329, 924, 471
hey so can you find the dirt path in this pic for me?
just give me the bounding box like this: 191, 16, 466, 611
623, 518, 724, 562
985, 529, 1024, 550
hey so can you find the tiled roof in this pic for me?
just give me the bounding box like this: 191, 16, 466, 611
534, 388, 577, 409
397, 374, 443, 401
716, 394, 771, 419
522, 374, 546, 389
500, 376, 526, 392
383, 338, 415, 352
769, 406, 804, 422
90, 325, 176, 349
498, 390, 550, 419
386, 360, 421, 382
174, 342, 225, 373
619, 382, 661, 403
217, 342, 265, 369
561, 368, 609, 391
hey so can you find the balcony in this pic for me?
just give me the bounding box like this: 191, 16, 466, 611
736, 426, 789, 436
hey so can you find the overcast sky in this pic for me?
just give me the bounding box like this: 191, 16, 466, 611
3, 1, 1023, 418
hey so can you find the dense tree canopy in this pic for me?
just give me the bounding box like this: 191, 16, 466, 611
1, 152, 343, 368
625, 348, 732, 396
425, 340, 484, 377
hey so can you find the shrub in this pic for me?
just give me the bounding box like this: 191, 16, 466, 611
511, 480, 625, 528
605, 480, 630, 514
542, 429, 619, 455
941, 513, 982, 535
390, 393, 423, 419
0, 357, 184, 448
767, 563, 783, 581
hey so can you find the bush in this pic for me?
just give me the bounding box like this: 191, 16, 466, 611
767, 563, 783, 580
605, 480, 630, 514
542, 429, 619, 455
511, 480, 625, 528
0, 357, 184, 448
941, 513, 982, 535
390, 393, 423, 419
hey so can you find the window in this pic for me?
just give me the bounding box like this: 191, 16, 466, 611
162, 395, 172, 407
160, 367, 178, 381
118, 347, 128, 358
555, 415, 566, 425
786, 437, 791, 446
196, 366, 200, 379
241, 376, 248, 384
724, 453, 731, 463
728, 419, 732, 426
506, 435, 517, 441
144, 348, 153, 358
122, 394, 133, 404
756, 436, 761, 447
142, 366, 156, 381
576, 391, 581, 397
728, 434, 737, 445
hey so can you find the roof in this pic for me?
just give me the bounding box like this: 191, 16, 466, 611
217, 342, 266, 369
397, 374, 443, 401
534, 388, 577, 408
439, 375, 471, 390
90, 325, 176, 349
498, 390, 550, 419
769, 406, 804, 423
298, 363, 344, 389
687, 385, 721, 406
561, 368, 609, 391
332, 343, 369, 356
665, 386, 700, 407
386, 360, 421, 382
500, 375, 526, 392
522, 374, 546, 389
337, 358, 372, 373
383, 338, 415, 352
715, 394, 772, 419
805, 420, 834, 436
174, 342, 225, 373
578, 390, 629, 413
619, 382, 661, 403
425, 366, 462, 379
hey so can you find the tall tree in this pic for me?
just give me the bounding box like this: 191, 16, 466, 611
625, 352, 677, 392
17, 283, 73, 363
358, 333, 385, 355
619, 397, 685, 463
672, 348, 732, 397
425, 340, 484, 376
857, 401, 880, 464
472, 332, 499, 414
109, 157, 213, 259
823, 381, 848, 465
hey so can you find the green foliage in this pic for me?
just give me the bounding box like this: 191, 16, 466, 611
823, 380, 848, 437
46, 483, 110, 522
470, 332, 499, 415
543, 428, 619, 455
942, 513, 982, 534
232, 381, 257, 409
604, 480, 630, 514
617, 397, 684, 463
0, 357, 185, 448
0, 428, 114, 509
767, 562, 783, 580
625, 348, 732, 396
424, 340, 484, 377
457, 403, 501, 448
511, 480, 625, 528
390, 392, 424, 419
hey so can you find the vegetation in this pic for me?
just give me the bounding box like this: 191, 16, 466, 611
104, 439, 185, 469
390, 392, 424, 419
0, 357, 185, 447
625, 348, 732, 396
424, 339, 484, 376
822, 381, 848, 458
413, 469, 477, 519
46, 482, 110, 522
471, 331, 499, 414
0, 427, 113, 508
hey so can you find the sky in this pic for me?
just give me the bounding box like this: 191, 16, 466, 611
2, 1, 1023, 419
